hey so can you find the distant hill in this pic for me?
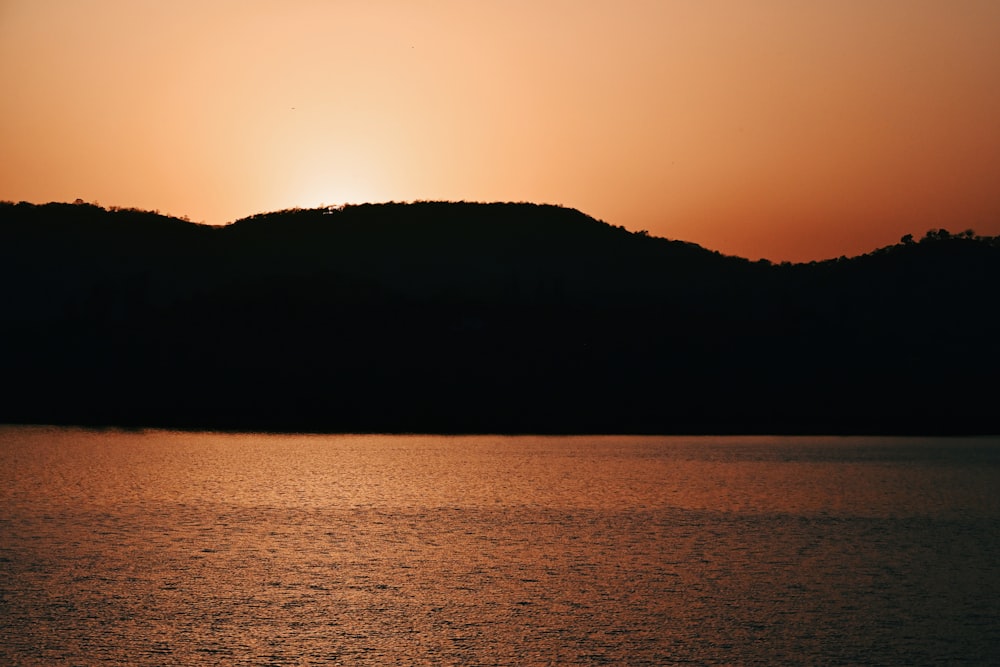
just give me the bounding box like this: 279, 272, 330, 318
2, 200, 998, 434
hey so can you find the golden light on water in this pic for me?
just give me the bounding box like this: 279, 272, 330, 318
3, 428, 999, 664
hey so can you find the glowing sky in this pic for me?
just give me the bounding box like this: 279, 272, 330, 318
2, 1, 999, 261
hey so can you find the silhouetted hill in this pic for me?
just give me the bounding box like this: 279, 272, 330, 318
2, 200, 998, 434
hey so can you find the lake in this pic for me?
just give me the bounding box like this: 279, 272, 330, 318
1, 427, 998, 665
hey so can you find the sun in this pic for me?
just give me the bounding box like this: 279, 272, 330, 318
286, 178, 386, 210
276, 148, 396, 211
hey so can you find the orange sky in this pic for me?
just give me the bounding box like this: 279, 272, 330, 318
2, 1, 999, 261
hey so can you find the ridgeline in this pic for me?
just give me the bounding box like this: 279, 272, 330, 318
2, 200, 998, 434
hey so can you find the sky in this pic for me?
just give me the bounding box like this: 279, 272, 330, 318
2, 1, 999, 261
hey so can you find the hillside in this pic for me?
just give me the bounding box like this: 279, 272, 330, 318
2, 200, 998, 434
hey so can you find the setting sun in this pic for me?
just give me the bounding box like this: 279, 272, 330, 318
2, 0, 999, 260
279, 157, 390, 214
3, 4, 1000, 662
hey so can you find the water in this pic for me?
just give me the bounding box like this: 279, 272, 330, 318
1, 427, 998, 665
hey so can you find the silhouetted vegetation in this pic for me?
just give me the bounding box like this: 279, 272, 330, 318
1, 200, 998, 434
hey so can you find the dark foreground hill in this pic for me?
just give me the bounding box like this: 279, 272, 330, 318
2, 200, 998, 434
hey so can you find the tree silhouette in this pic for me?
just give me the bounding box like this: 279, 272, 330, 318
1, 200, 998, 434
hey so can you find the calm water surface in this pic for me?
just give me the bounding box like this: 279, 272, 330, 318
1, 427, 998, 665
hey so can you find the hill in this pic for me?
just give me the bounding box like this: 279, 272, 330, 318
2, 200, 998, 434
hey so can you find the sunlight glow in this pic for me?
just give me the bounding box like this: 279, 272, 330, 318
1, 0, 999, 260
283, 169, 387, 212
